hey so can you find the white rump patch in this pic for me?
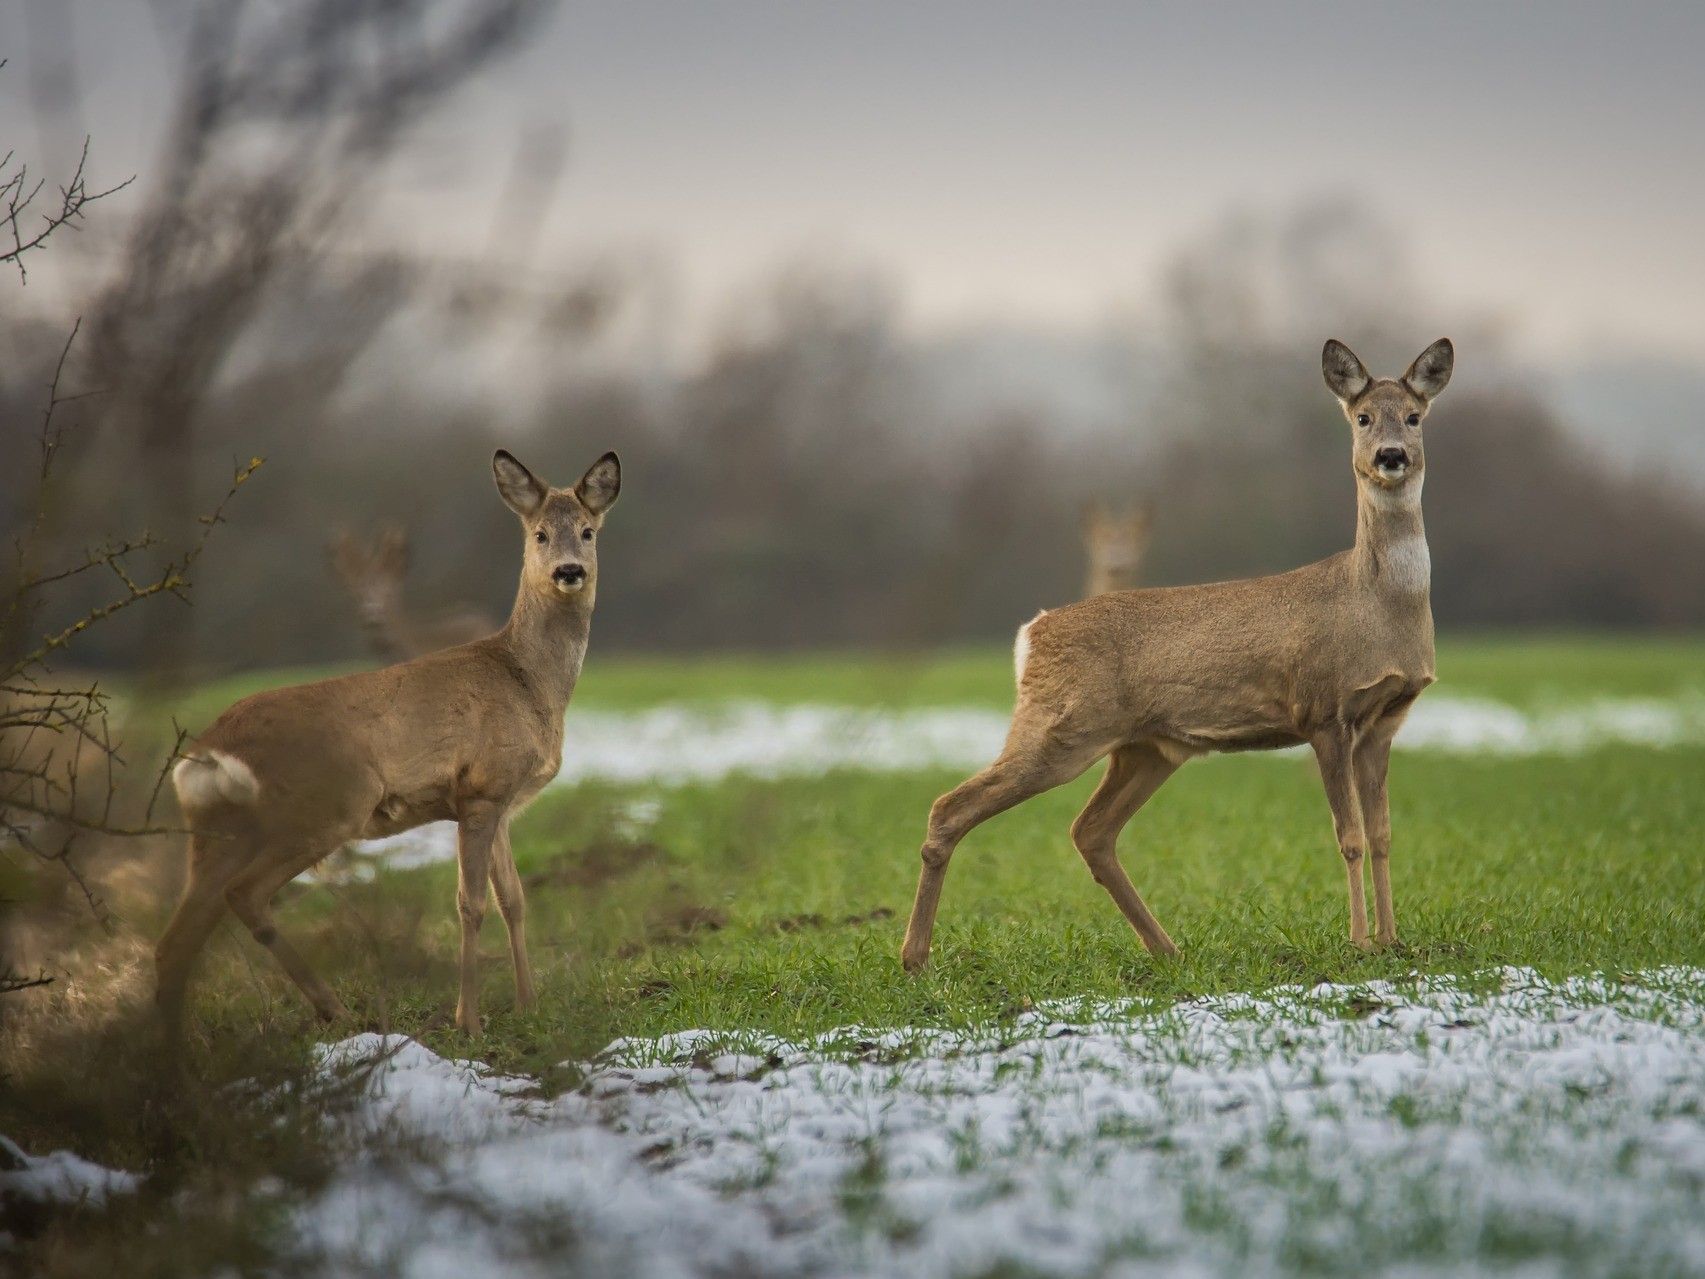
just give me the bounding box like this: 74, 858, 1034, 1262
1013, 611, 1044, 685
172, 749, 260, 811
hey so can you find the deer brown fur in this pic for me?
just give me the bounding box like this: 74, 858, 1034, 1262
157, 449, 620, 1035
903, 339, 1453, 970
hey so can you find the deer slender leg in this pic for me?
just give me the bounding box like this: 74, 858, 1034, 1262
1354, 716, 1403, 947
486, 817, 535, 1010
224, 844, 351, 1022
902, 734, 1098, 973
1068, 743, 1182, 956
453, 803, 503, 1034
1313, 727, 1371, 950
155, 843, 239, 1036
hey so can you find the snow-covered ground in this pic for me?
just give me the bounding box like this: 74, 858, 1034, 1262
294, 967, 1705, 1278
0, 1133, 140, 1244
556, 692, 1705, 783
346, 692, 1705, 873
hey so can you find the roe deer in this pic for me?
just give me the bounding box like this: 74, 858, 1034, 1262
902, 339, 1453, 970
1082, 501, 1154, 597
328, 526, 496, 660
157, 449, 621, 1035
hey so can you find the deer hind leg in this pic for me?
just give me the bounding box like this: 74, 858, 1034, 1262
1069, 743, 1182, 957
486, 817, 535, 1010
155, 838, 240, 1036
1354, 716, 1404, 948
454, 803, 503, 1035
901, 730, 1100, 973
223, 843, 352, 1022
1313, 727, 1371, 950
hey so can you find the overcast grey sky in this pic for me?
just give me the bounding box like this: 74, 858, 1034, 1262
7, 1, 1705, 361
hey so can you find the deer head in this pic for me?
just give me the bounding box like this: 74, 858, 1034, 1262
327, 526, 410, 636
1081, 500, 1154, 595
493, 450, 622, 608
1322, 338, 1454, 505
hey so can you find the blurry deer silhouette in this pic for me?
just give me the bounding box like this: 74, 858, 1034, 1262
328, 526, 496, 659
1081, 501, 1154, 597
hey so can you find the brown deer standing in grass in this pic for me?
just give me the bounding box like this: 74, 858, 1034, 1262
157, 450, 621, 1035
328, 526, 496, 660
902, 339, 1453, 970
1082, 501, 1154, 597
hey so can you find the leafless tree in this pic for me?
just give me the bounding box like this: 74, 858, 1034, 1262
0, 65, 260, 997
79, 0, 550, 674
0, 55, 133, 285
2, 318, 260, 915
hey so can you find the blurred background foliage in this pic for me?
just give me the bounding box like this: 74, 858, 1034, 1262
4, 0, 1704, 679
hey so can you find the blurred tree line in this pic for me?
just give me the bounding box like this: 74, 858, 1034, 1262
9, 210, 1705, 672
4, 10, 1703, 674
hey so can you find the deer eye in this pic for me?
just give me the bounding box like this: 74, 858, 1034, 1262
580, 527, 594, 542
534, 530, 548, 544
1406, 413, 1421, 426
1356, 413, 1372, 427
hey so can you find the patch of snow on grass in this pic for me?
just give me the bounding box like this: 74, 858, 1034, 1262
0, 1134, 139, 1209
343, 694, 1705, 872
296, 968, 1705, 1277
551, 694, 1705, 787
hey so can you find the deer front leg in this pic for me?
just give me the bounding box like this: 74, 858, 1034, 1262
1354, 719, 1401, 948
486, 816, 536, 1010
1312, 728, 1371, 951
455, 803, 503, 1034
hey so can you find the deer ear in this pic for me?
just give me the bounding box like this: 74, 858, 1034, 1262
575, 451, 621, 516
1322, 339, 1372, 404
1402, 338, 1454, 402
493, 450, 548, 518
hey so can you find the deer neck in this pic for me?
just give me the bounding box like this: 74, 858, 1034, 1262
500, 586, 592, 713
1352, 477, 1430, 601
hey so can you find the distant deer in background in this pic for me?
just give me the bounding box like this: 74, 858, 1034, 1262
160, 450, 622, 1036
328, 526, 496, 660
902, 338, 1454, 971
1082, 501, 1154, 597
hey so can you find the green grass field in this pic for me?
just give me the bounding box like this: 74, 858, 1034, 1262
7, 633, 1705, 1277
164, 634, 1705, 1071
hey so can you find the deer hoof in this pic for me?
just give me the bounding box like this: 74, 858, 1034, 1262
900, 947, 930, 974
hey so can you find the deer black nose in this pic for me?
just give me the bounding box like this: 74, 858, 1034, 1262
1374, 447, 1409, 471
552, 563, 586, 586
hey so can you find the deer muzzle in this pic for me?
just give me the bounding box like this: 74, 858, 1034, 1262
1372, 447, 1410, 479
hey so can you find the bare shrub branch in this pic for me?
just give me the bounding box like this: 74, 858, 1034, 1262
0, 136, 134, 283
